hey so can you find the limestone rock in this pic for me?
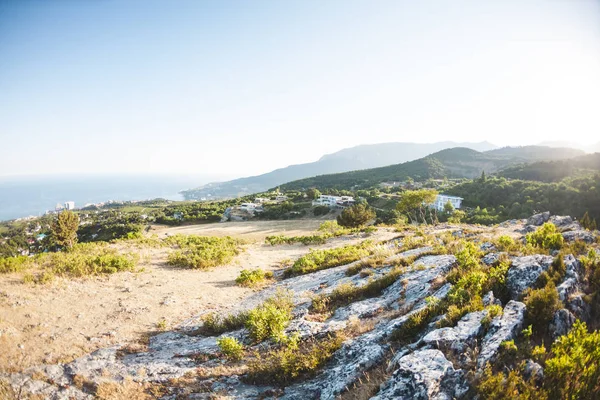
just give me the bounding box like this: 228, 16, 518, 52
422, 311, 485, 368
478, 301, 525, 369
372, 349, 467, 400
527, 212, 550, 226
506, 255, 553, 299
562, 230, 595, 243
523, 359, 544, 385
549, 308, 576, 340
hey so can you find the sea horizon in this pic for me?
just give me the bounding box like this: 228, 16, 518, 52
0, 173, 229, 222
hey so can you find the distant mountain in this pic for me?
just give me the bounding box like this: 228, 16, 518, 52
498, 152, 600, 182
538, 141, 600, 154
181, 141, 497, 199
278, 146, 585, 191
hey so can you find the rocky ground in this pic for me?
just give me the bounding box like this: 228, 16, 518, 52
1, 213, 598, 399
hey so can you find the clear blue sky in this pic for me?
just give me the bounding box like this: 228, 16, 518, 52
1, 0, 599, 177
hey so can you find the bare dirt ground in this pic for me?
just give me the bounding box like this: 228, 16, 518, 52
0, 220, 396, 373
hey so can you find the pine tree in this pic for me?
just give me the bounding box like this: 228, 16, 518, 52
581, 211, 592, 230
51, 210, 79, 249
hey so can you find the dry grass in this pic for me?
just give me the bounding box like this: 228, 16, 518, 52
95, 377, 153, 400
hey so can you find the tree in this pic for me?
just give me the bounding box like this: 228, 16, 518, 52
480, 170, 487, 183
306, 188, 321, 200
443, 201, 454, 215
396, 189, 438, 224
337, 203, 375, 228
51, 211, 79, 249
581, 211, 597, 231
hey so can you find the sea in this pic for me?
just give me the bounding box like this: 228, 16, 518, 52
0, 174, 223, 222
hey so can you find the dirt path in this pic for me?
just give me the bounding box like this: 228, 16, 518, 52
0, 220, 395, 372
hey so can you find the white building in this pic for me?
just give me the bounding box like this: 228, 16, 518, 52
239, 203, 257, 211
312, 195, 355, 208
254, 197, 270, 204
433, 194, 463, 212
64, 201, 75, 210
275, 195, 289, 203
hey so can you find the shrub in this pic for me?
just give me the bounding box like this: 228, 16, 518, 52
246, 290, 294, 343
391, 304, 440, 344
235, 269, 273, 287
245, 333, 344, 386
337, 203, 375, 228
313, 205, 330, 216
544, 320, 600, 399
526, 223, 564, 250
524, 283, 562, 335
29, 243, 139, 279
477, 364, 547, 400
285, 241, 373, 277
199, 311, 250, 336
496, 235, 516, 252
0, 256, 31, 274
216, 337, 244, 361
166, 235, 241, 269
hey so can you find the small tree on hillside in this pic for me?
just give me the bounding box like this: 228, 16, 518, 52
51, 210, 79, 250
306, 188, 321, 200
396, 189, 438, 224
581, 211, 597, 231
337, 203, 375, 228
443, 201, 454, 215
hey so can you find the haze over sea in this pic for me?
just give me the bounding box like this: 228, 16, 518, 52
0, 174, 220, 222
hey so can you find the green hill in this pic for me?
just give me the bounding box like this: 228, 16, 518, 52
497, 153, 600, 182
278, 146, 584, 191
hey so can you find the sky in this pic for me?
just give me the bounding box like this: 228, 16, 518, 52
1, 0, 600, 178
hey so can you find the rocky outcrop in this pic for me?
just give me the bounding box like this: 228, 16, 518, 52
549, 308, 576, 340
422, 311, 485, 369
372, 349, 468, 400
478, 301, 526, 369
506, 255, 553, 299
562, 230, 595, 243
523, 359, 544, 385
527, 212, 550, 226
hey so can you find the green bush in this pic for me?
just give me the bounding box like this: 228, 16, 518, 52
477, 364, 546, 400
526, 223, 564, 250
545, 320, 600, 399
496, 235, 517, 252
216, 336, 244, 361
524, 283, 562, 335
199, 311, 250, 336
34, 243, 139, 278
245, 333, 344, 386
166, 235, 242, 269
246, 290, 294, 343
337, 203, 375, 228
313, 205, 330, 216
235, 269, 273, 287
284, 241, 373, 277
0, 256, 31, 274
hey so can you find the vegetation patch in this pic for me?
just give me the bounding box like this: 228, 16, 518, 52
526, 222, 564, 250
216, 337, 244, 361
244, 333, 344, 386
284, 241, 374, 277
166, 235, 242, 269
235, 269, 273, 287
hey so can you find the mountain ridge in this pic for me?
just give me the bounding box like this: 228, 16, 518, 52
181, 141, 498, 199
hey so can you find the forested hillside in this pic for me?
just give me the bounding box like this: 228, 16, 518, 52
498, 153, 600, 182
279, 146, 583, 191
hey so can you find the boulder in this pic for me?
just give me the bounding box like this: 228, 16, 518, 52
549, 215, 573, 228
527, 212, 550, 226
549, 308, 576, 340
478, 301, 526, 369
523, 359, 544, 385
506, 255, 553, 299
562, 230, 595, 243
567, 294, 591, 321
482, 291, 502, 307
422, 311, 485, 368
372, 349, 467, 400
